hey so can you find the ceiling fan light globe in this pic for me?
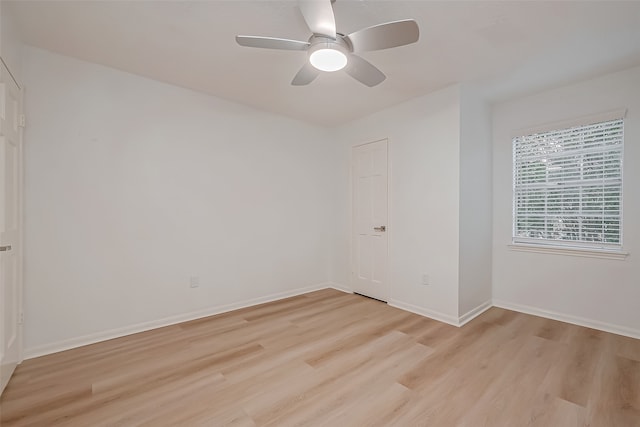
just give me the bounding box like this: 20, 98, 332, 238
310, 48, 347, 72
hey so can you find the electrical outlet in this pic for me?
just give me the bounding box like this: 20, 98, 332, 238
421, 274, 430, 286
190, 276, 200, 288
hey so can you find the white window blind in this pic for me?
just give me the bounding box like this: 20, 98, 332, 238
513, 118, 623, 249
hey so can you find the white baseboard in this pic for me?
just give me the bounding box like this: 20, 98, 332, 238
389, 299, 493, 327
493, 299, 640, 340
24, 282, 332, 360
327, 282, 353, 294
458, 300, 493, 326
26, 286, 639, 360
388, 299, 460, 326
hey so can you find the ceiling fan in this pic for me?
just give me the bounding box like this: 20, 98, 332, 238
235, 0, 419, 87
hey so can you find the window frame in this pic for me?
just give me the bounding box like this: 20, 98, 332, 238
510, 109, 628, 259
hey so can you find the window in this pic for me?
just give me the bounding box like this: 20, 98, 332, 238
513, 116, 623, 251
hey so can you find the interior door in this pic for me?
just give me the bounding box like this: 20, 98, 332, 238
0, 60, 22, 395
352, 139, 389, 301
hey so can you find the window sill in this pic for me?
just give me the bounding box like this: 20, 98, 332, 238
508, 243, 629, 260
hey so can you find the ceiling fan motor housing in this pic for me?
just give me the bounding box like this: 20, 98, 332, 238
308, 34, 351, 52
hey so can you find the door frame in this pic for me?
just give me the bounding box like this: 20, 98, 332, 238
0, 56, 24, 396
17, 80, 24, 365
350, 138, 391, 301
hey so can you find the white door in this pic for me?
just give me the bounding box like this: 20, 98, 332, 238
352, 139, 389, 301
0, 61, 23, 395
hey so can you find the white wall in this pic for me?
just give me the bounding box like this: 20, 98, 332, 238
22, 47, 337, 355
492, 66, 640, 336
333, 86, 462, 322
458, 88, 493, 317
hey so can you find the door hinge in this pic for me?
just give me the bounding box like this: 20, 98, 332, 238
18, 114, 26, 128
18, 312, 24, 325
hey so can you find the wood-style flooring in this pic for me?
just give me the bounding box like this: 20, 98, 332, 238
1, 289, 639, 426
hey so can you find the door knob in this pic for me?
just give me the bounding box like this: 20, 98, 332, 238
373, 226, 386, 232
0, 245, 11, 252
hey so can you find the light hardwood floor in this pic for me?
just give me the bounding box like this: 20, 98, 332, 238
1, 289, 639, 426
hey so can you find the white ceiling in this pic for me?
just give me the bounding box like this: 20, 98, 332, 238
7, 1, 640, 126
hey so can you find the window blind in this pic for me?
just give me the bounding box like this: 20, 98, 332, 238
513, 118, 623, 249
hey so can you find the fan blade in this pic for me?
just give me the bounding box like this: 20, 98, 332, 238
345, 54, 386, 87
291, 62, 320, 86
345, 19, 419, 52
298, 0, 336, 38
236, 35, 310, 51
